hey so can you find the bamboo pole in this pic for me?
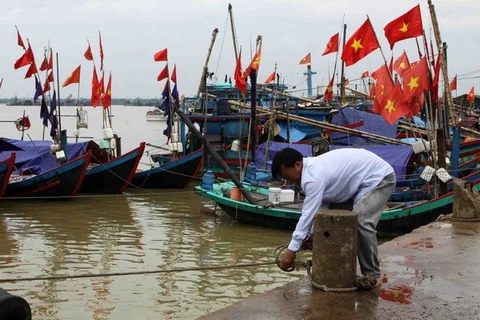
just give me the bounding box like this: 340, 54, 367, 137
228, 100, 408, 146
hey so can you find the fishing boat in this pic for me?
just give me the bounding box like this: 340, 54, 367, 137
129, 148, 203, 189
79, 142, 145, 194
0, 153, 16, 198
146, 108, 168, 122
195, 167, 480, 237
5, 153, 91, 199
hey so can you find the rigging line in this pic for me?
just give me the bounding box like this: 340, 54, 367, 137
213, 14, 230, 82
0, 261, 277, 283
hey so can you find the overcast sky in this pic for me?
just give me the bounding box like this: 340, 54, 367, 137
0, 0, 478, 100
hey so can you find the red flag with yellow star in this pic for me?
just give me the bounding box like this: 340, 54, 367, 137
322, 33, 339, 56
393, 51, 411, 76
299, 53, 311, 65
467, 87, 475, 102
401, 57, 429, 102
102, 72, 112, 109
244, 42, 262, 77
384, 5, 423, 49
234, 50, 247, 95
371, 65, 394, 113
341, 19, 379, 67
61, 65, 81, 87
324, 75, 335, 102
379, 84, 410, 125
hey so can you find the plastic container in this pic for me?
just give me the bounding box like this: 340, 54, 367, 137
268, 187, 282, 204
230, 187, 243, 201
231, 140, 240, 152
280, 189, 295, 203
103, 127, 114, 139
201, 171, 215, 190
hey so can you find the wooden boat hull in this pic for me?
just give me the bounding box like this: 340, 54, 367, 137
80, 142, 145, 194
130, 149, 202, 189
4, 153, 91, 199
0, 154, 16, 198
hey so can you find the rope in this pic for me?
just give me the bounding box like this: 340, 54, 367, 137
0, 261, 276, 284
274, 244, 378, 292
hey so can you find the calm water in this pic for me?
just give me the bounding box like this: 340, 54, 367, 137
0, 105, 302, 319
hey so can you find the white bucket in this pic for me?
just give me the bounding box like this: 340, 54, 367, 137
268, 187, 282, 204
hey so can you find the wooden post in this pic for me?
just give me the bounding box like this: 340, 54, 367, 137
312, 209, 357, 289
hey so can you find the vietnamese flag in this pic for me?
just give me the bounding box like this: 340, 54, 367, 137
14, 45, 35, 69
467, 87, 475, 102
84, 43, 93, 61
361, 71, 370, 78
91, 66, 101, 107
62, 65, 81, 87
393, 51, 411, 76
341, 19, 379, 67
244, 42, 262, 77
234, 51, 247, 95
401, 57, 429, 102
380, 84, 410, 125
299, 52, 311, 65
157, 65, 169, 82
371, 64, 395, 113
322, 33, 339, 56
154, 48, 168, 62
324, 75, 335, 102
450, 75, 457, 91
264, 71, 276, 83
102, 72, 112, 109
384, 5, 423, 49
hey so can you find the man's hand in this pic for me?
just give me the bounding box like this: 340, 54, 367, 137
279, 249, 296, 271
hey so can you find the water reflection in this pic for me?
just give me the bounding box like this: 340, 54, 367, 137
0, 189, 302, 319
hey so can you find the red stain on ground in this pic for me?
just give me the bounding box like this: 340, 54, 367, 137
402, 237, 434, 249
379, 285, 414, 304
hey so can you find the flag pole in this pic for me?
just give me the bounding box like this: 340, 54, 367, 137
339, 23, 347, 104
366, 15, 392, 80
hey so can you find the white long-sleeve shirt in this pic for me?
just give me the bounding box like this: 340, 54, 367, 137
288, 148, 394, 252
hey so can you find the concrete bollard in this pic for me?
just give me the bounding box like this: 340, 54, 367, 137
453, 179, 480, 221
312, 209, 357, 289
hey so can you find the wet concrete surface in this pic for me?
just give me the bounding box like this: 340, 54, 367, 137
198, 220, 480, 320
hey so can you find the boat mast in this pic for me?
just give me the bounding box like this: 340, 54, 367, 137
196, 28, 219, 98
339, 24, 347, 104
228, 3, 239, 60
428, 0, 457, 127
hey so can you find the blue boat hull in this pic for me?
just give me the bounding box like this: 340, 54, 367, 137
4, 153, 91, 199
130, 149, 202, 189
80, 142, 145, 194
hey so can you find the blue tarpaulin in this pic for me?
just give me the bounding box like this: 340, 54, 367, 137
330, 107, 398, 145
254, 141, 413, 183
0, 138, 92, 174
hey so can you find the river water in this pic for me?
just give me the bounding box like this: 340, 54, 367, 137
0, 105, 302, 319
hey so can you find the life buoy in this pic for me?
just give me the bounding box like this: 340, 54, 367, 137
15, 116, 31, 131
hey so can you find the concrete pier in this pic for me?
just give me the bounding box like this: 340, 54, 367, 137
198, 220, 480, 319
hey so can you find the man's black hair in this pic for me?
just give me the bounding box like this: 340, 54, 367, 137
271, 148, 303, 181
